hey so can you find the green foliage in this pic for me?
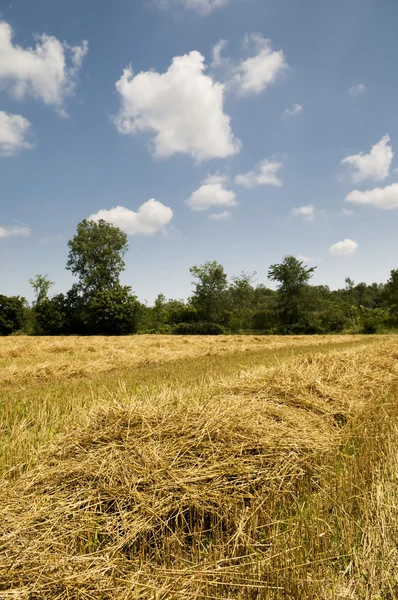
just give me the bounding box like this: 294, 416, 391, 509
29, 274, 54, 306
252, 308, 277, 332
318, 302, 348, 333
13, 220, 398, 337
384, 269, 398, 325
174, 322, 225, 335
359, 307, 388, 334
268, 256, 316, 331
228, 272, 257, 331
88, 286, 138, 335
268, 256, 316, 292
167, 301, 198, 325
0, 295, 26, 335
190, 261, 228, 324
66, 219, 128, 298
35, 295, 68, 335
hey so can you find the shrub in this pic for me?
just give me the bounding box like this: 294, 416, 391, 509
173, 322, 225, 335
359, 307, 388, 335
0, 295, 25, 336
88, 286, 138, 335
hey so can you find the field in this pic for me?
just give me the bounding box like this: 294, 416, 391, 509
1, 334, 398, 599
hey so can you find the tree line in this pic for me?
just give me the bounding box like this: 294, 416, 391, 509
1, 218, 398, 336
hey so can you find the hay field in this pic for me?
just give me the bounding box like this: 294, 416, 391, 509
1, 334, 398, 599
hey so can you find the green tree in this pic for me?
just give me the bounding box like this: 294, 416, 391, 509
383, 269, 398, 324
0, 295, 25, 335
66, 219, 128, 297
190, 261, 228, 325
29, 274, 54, 306
228, 272, 256, 331
35, 295, 68, 335
268, 256, 317, 332
152, 294, 167, 330
88, 286, 138, 335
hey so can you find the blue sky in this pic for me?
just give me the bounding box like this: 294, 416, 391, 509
1, 0, 398, 303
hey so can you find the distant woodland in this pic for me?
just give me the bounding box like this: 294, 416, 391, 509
1, 219, 397, 336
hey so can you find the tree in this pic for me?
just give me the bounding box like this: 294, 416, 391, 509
29, 274, 54, 306
152, 294, 167, 330
228, 272, 256, 331
268, 256, 316, 332
35, 295, 68, 335
88, 286, 138, 335
190, 261, 228, 324
383, 269, 398, 324
66, 219, 128, 298
0, 295, 25, 335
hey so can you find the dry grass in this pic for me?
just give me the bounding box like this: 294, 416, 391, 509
0, 334, 370, 385
1, 336, 398, 598
0, 335, 374, 480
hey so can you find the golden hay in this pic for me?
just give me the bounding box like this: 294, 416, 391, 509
0, 334, 371, 385
1, 340, 398, 599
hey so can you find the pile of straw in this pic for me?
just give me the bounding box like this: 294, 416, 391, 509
0, 341, 397, 599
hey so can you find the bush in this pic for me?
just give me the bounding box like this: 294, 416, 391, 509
277, 319, 323, 335
35, 296, 68, 335
0, 295, 25, 336
88, 286, 138, 335
359, 307, 388, 335
173, 322, 225, 335
139, 325, 173, 335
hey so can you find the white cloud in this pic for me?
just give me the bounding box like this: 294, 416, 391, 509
346, 183, 398, 210
158, 0, 231, 15
0, 111, 34, 156
341, 208, 354, 216
0, 20, 88, 112
114, 50, 240, 161
89, 199, 173, 235
232, 34, 287, 96
292, 204, 315, 221
186, 175, 237, 211
349, 83, 366, 97
329, 239, 358, 256
234, 159, 282, 187
283, 103, 302, 117
209, 210, 231, 220
211, 39, 228, 68
0, 225, 30, 238
341, 135, 393, 183
296, 255, 321, 264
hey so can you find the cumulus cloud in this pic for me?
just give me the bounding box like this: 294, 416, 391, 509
0, 20, 88, 112
292, 205, 315, 221
283, 103, 302, 117
89, 199, 173, 235
208, 210, 231, 220
341, 135, 393, 183
0, 111, 34, 156
346, 183, 398, 210
232, 34, 287, 96
349, 83, 366, 97
234, 159, 282, 187
158, 0, 231, 14
114, 51, 240, 161
0, 225, 30, 238
329, 239, 358, 256
186, 175, 237, 211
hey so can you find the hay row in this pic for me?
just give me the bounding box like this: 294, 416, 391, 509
0, 341, 397, 598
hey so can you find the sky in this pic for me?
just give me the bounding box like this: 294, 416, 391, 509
1, 0, 398, 304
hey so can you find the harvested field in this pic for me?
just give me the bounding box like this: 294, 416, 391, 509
1, 335, 398, 598
0, 334, 368, 385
